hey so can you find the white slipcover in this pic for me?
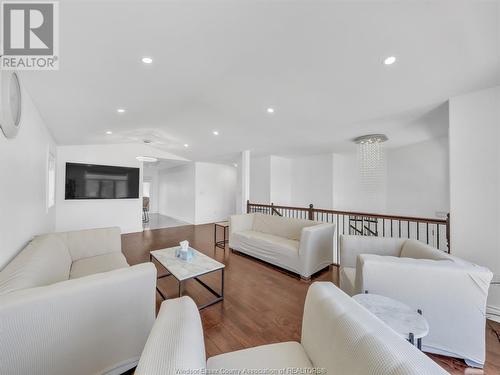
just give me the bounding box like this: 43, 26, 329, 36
0, 227, 157, 375
229, 213, 335, 278
137, 282, 448, 375
339, 235, 493, 368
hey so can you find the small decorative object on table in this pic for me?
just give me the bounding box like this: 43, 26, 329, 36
176, 240, 194, 261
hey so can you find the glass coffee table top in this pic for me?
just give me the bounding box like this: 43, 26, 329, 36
150, 246, 224, 281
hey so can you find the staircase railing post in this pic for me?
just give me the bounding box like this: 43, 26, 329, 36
271, 202, 274, 215
308, 204, 314, 221
446, 212, 451, 253
246, 200, 250, 214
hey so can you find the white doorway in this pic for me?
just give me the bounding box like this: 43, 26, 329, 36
142, 158, 190, 230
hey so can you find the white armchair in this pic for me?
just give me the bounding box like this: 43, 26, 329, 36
0, 227, 157, 375
136, 282, 448, 375
229, 213, 334, 279
339, 235, 493, 368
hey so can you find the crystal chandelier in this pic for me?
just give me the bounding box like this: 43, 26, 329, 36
354, 134, 388, 210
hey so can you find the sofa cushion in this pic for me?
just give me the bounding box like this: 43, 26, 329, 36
70, 252, 129, 279
207, 342, 312, 370
400, 240, 453, 262
339, 267, 356, 296
234, 230, 299, 254
252, 213, 316, 241
0, 235, 72, 295
49, 227, 122, 262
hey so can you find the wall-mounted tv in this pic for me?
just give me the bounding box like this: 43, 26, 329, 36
65, 162, 140, 200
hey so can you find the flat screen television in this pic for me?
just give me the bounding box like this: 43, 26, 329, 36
65, 162, 140, 199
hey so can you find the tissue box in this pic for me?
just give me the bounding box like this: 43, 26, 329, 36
177, 247, 194, 261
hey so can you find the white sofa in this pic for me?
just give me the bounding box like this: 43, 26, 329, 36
0, 227, 157, 375
229, 213, 334, 279
339, 235, 493, 368
136, 282, 448, 375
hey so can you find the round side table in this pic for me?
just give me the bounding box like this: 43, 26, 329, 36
353, 293, 429, 350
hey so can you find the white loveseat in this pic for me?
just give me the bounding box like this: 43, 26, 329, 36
136, 282, 448, 375
229, 213, 334, 279
339, 235, 493, 368
0, 227, 157, 375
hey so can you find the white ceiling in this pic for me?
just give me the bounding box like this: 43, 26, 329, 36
22, 0, 500, 162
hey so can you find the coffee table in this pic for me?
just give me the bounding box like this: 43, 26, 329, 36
150, 246, 225, 310
353, 293, 429, 350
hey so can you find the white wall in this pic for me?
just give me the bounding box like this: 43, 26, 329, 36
158, 163, 196, 223
56, 143, 185, 234
250, 140, 449, 218
56, 144, 143, 234
291, 154, 334, 208
270, 156, 292, 206
250, 156, 271, 204
195, 163, 237, 224
332, 138, 449, 217
332, 153, 363, 211
158, 162, 237, 224
0, 82, 57, 269
387, 137, 449, 218
449, 86, 500, 320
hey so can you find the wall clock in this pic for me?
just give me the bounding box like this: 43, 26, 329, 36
0, 71, 22, 139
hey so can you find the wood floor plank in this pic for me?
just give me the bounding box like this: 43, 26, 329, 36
122, 223, 500, 374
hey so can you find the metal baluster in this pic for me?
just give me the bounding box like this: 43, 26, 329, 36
426, 223, 429, 244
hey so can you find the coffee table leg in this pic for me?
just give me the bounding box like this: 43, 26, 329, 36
178, 280, 183, 297
194, 268, 224, 310
409, 332, 414, 345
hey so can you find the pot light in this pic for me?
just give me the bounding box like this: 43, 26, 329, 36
233, 163, 238, 167
116, 108, 126, 113
213, 130, 219, 136
136, 156, 158, 162
266, 107, 275, 114
142, 57, 153, 64
106, 131, 113, 135
184, 143, 189, 148
384, 56, 396, 65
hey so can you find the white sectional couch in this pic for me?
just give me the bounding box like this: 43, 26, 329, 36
135, 282, 448, 375
0, 227, 157, 375
229, 213, 335, 279
339, 235, 493, 368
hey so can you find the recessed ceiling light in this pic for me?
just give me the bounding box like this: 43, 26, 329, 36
213, 130, 219, 136
267, 107, 275, 114
141, 57, 153, 64
106, 131, 113, 135
233, 163, 238, 168
116, 108, 126, 113
136, 156, 158, 162
184, 143, 189, 148
384, 56, 396, 65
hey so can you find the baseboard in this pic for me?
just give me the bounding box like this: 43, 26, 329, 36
487, 305, 500, 323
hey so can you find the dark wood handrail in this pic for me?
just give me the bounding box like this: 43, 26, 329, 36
247, 201, 447, 224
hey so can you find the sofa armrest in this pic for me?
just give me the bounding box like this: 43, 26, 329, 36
135, 297, 206, 375
356, 254, 492, 365
298, 223, 335, 278
339, 235, 405, 268
229, 214, 254, 236
0, 263, 157, 375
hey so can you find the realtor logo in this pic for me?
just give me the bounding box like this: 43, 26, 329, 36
1, 1, 59, 70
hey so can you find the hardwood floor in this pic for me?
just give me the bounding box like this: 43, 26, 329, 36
122, 223, 500, 374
